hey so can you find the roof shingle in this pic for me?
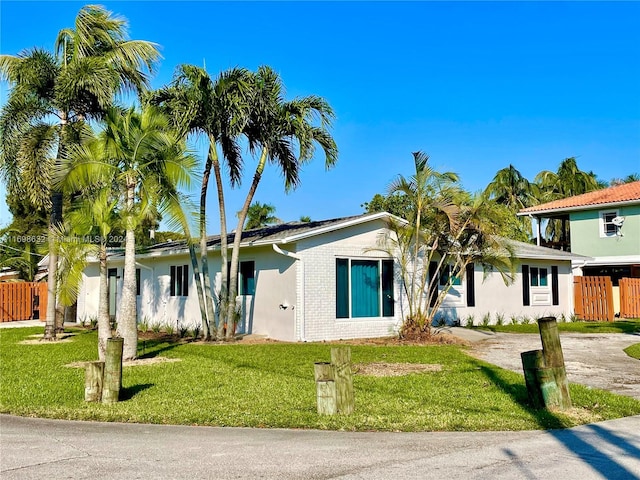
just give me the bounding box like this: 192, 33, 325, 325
519, 181, 640, 215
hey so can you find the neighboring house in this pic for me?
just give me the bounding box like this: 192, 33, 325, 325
76, 213, 582, 341
518, 181, 640, 282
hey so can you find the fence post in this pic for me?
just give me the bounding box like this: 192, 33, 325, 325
102, 337, 123, 404
314, 362, 337, 415
84, 361, 105, 402
538, 317, 571, 409
331, 347, 354, 414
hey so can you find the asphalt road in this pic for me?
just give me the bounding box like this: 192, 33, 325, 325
1, 414, 639, 479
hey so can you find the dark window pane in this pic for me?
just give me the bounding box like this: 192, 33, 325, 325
336, 259, 349, 318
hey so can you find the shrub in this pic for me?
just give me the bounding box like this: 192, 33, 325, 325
495, 313, 505, 326
464, 315, 475, 328
481, 313, 491, 327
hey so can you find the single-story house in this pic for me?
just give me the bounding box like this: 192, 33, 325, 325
76, 213, 586, 341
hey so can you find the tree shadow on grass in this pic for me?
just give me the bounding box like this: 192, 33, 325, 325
120, 383, 154, 401
479, 364, 567, 429
479, 364, 640, 479
136, 338, 183, 359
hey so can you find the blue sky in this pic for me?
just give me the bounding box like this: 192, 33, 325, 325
1, 1, 639, 233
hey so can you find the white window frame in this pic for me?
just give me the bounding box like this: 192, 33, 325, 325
600, 210, 619, 238
336, 257, 395, 320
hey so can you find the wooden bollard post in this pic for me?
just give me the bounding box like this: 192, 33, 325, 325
520, 350, 545, 409
538, 317, 572, 409
331, 347, 354, 414
314, 362, 337, 415
84, 361, 104, 402
102, 337, 124, 404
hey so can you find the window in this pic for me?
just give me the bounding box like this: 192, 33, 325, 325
530, 267, 548, 287
439, 265, 462, 287
601, 211, 618, 237
136, 268, 141, 296
239, 261, 255, 295
336, 258, 394, 318
170, 265, 189, 297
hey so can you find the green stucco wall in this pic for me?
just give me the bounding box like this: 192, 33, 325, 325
570, 205, 640, 257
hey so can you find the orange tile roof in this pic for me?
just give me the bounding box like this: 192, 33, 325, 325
519, 181, 640, 215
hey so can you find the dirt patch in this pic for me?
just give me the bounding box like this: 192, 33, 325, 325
65, 357, 181, 368
327, 333, 469, 347
20, 333, 77, 345
354, 362, 443, 377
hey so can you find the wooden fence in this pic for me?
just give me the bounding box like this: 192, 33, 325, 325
0, 282, 48, 322
573, 276, 614, 322
620, 278, 640, 319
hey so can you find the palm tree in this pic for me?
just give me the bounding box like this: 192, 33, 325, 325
62, 105, 197, 360
485, 165, 538, 239
535, 157, 602, 244
223, 66, 338, 339
379, 152, 515, 338
148, 65, 251, 339
243, 202, 280, 229
386, 152, 459, 330
610, 173, 640, 186
0, 5, 159, 340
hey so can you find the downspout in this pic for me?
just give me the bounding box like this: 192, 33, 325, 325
272, 244, 306, 342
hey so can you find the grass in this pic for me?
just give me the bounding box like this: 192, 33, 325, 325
474, 319, 640, 334
624, 343, 640, 360
1, 327, 639, 432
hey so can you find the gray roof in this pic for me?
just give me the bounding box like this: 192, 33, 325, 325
501, 238, 591, 261
138, 213, 394, 257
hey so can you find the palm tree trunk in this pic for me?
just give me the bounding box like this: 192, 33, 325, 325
97, 244, 110, 361
200, 141, 217, 339
188, 243, 209, 339
117, 180, 138, 360
209, 142, 229, 340
43, 192, 62, 341
225, 147, 267, 340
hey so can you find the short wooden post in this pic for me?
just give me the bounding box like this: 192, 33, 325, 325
520, 350, 545, 409
314, 362, 337, 415
331, 347, 354, 414
84, 361, 104, 402
102, 337, 123, 404
538, 317, 572, 409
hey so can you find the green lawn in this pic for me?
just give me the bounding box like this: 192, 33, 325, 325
624, 343, 640, 360
1, 327, 639, 432
472, 319, 640, 334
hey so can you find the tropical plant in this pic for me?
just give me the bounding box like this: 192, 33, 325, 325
485, 164, 538, 240
223, 66, 338, 339
610, 173, 640, 186
62, 105, 197, 360
535, 157, 602, 244
373, 152, 516, 338
0, 5, 159, 340
149, 65, 251, 340
243, 201, 280, 229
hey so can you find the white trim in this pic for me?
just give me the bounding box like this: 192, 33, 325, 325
599, 209, 619, 238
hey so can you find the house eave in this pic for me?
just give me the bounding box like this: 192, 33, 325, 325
518, 199, 640, 217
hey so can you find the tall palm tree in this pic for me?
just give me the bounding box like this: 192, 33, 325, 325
223, 66, 338, 339
63, 105, 197, 360
485, 164, 538, 239
535, 157, 602, 244
148, 65, 251, 339
0, 5, 159, 340
243, 201, 280, 229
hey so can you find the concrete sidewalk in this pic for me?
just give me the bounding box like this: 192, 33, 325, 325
0, 320, 44, 328
1, 414, 639, 479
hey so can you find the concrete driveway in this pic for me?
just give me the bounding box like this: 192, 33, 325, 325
456, 329, 640, 400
